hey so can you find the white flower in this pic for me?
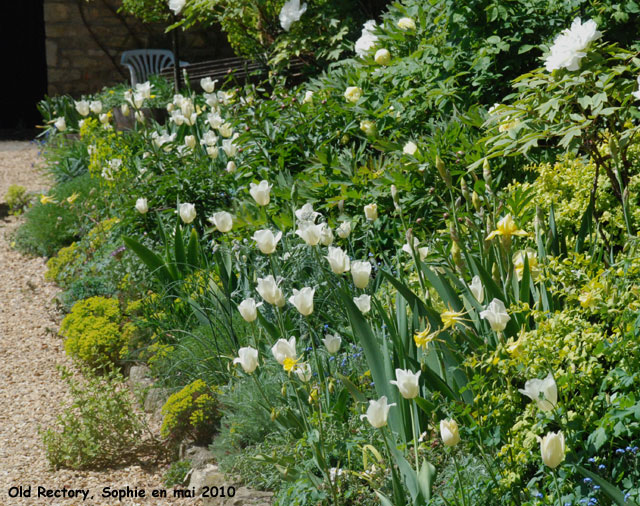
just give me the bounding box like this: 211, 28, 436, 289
322, 333, 341, 354
75, 100, 90, 116
288, 287, 315, 316
351, 261, 372, 289
336, 221, 352, 238
479, 298, 510, 332
403, 141, 418, 155
252, 229, 282, 254
135, 81, 153, 99
360, 396, 395, 428
539, 431, 565, 469
169, 0, 185, 15
353, 294, 371, 314
233, 347, 259, 374
364, 203, 378, 221
296, 221, 323, 246
89, 100, 103, 114
374, 48, 391, 66
238, 297, 261, 322
397, 17, 416, 31
519, 373, 557, 412
271, 336, 296, 364
226, 161, 236, 173
208, 112, 223, 129
440, 419, 461, 447
326, 246, 350, 274
295, 362, 312, 382
250, 180, 272, 206
360, 120, 376, 136
132, 92, 145, 109
54, 117, 66, 131
121, 104, 130, 117
221, 138, 238, 158
201, 130, 218, 147
303, 90, 314, 104
207, 146, 219, 158
99, 113, 110, 125
295, 203, 320, 223
184, 135, 196, 149
178, 203, 197, 224
135, 198, 148, 214
209, 211, 233, 233
344, 86, 363, 103
257, 275, 286, 307
279, 0, 307, 31
200, 77, 218, 93
355, 20, 378, 58
632, 75, 640, 101
402, 238, 428, 261
390, 368, 421, 399
153, 131, 176, 149
469, 275, 484, 303
204, 93, 218, 108
219, 122, 233, 138
545, 18, 601, 72
319, 223, 333, 246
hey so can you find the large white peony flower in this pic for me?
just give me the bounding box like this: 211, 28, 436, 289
279, 0, 307, 32
355, 20, 378, 58
545, 18, 601, 72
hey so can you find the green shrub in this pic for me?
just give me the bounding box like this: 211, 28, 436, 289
161, 379, 221, 445
60, 296, 128, 368
41, 367, 157, 470
5, 184, 31, 215
163, 459, 192, 488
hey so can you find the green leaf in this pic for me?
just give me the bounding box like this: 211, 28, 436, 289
123, 236, 174, 286
337, 373, 367, 403
576, 466, 639, 506
174, 221, 187, 274
186, 228, 199, 269
417, 459, 436, 502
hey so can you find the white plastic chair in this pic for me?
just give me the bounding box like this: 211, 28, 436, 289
121, 50, 186, 86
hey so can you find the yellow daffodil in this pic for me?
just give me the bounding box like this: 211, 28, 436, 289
66, 192, 80, 204
486, 214, 528, 241
283, 356, 300, 373
40, 194, 57, 205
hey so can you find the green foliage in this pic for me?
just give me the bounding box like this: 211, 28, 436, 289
163, 459, 192, 488
41, 367, 156, 470
4, 184, 30, 215
60, 296, 129, 368
161, 379, 222, 445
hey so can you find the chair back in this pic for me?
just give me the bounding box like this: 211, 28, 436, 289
120, 50, 175, 86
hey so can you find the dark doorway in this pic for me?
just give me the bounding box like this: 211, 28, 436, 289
0, 0, 48, 139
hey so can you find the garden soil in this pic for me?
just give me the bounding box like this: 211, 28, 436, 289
0, 141, 203, 505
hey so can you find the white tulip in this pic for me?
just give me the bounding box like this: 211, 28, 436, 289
233, 347, 259, 373
135, 81, 152, 99
296, 221, 323, 246
226, 161, 236, 173
322, 333, 342, 354
201, 130, 218, 146
295, 203, 320, 223
295, 362, 312, 382
360, 396, 395, 428
390, 368, 421, 399
135, 197, 148, 214
440, 419, 461, 447
208, 112, 223, 129
288, 287, 315, 316
200, 77, 218, 93
54, 117, 66, 131
303, 90, 314, 104
121, 104, 130, 117
344, 86, 363, 103
403, 141, 418, 155
99, 113, 109, 125
256, 275, 286, 307
169, 0, 185, 15
207, 146, 219, 158
90, 100, 103, 114
539, 431, 565, 469
326, 247, 350, 275
279, 0, 307, 31
337, 221, 352, 238
252, 229, 282, 254
178, 203, 197, 224
219, 122, 233, 138
353, 294, 371, 314
519, 373, 557, 412
351, 261, 372, 289
133, 92, 144, 108
271, 336, 297, 364
479, 298, 510, 332
238, 297, 261, 322
184, 135, 196, 149
364, 203, 378, 221
319, 223, 334, 246
221, 138, 238, 158
469, 275, 484, 303
209, 211, 233, 233
250, 180, 272, 206
75, 100, 90, 116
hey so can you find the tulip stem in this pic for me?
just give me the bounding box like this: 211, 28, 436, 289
452, 452, 468, 506
552, 470, 562, 506
251, 373, 273, 410
409, 401, 420, 473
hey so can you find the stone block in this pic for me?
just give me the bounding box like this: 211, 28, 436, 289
45, 40, 58, 67
43, 2, 69, 23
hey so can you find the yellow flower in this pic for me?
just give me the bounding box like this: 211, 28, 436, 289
414, 323, 435, 349
506, 329, 526, 357
513, 249, 540, 281
283, 356, 299, 373
40, 194, 57, 205
579, 291, 596, 308
66, 192, 80, 204
486, 214, 528, 241
440, 307, 468, 330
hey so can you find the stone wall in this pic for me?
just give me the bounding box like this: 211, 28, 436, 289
44, 0, 231, 97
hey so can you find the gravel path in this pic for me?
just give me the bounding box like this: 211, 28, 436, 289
0, 141, 203, 505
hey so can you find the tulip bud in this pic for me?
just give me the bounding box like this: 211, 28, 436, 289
460, 178, 470, 203
270, 408, 277, 422
436, 155, 452, 188
440, 419, 461, 447
338, 200, 344, 213
374, 48, 391, 66
360, 120, 376, 137
492, 262, 501, 285
483, 159, 492, 188
135, 198, 149, 214
539, 431, 565, 469
390, 368, 421, 399
472, 191, 481, 212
